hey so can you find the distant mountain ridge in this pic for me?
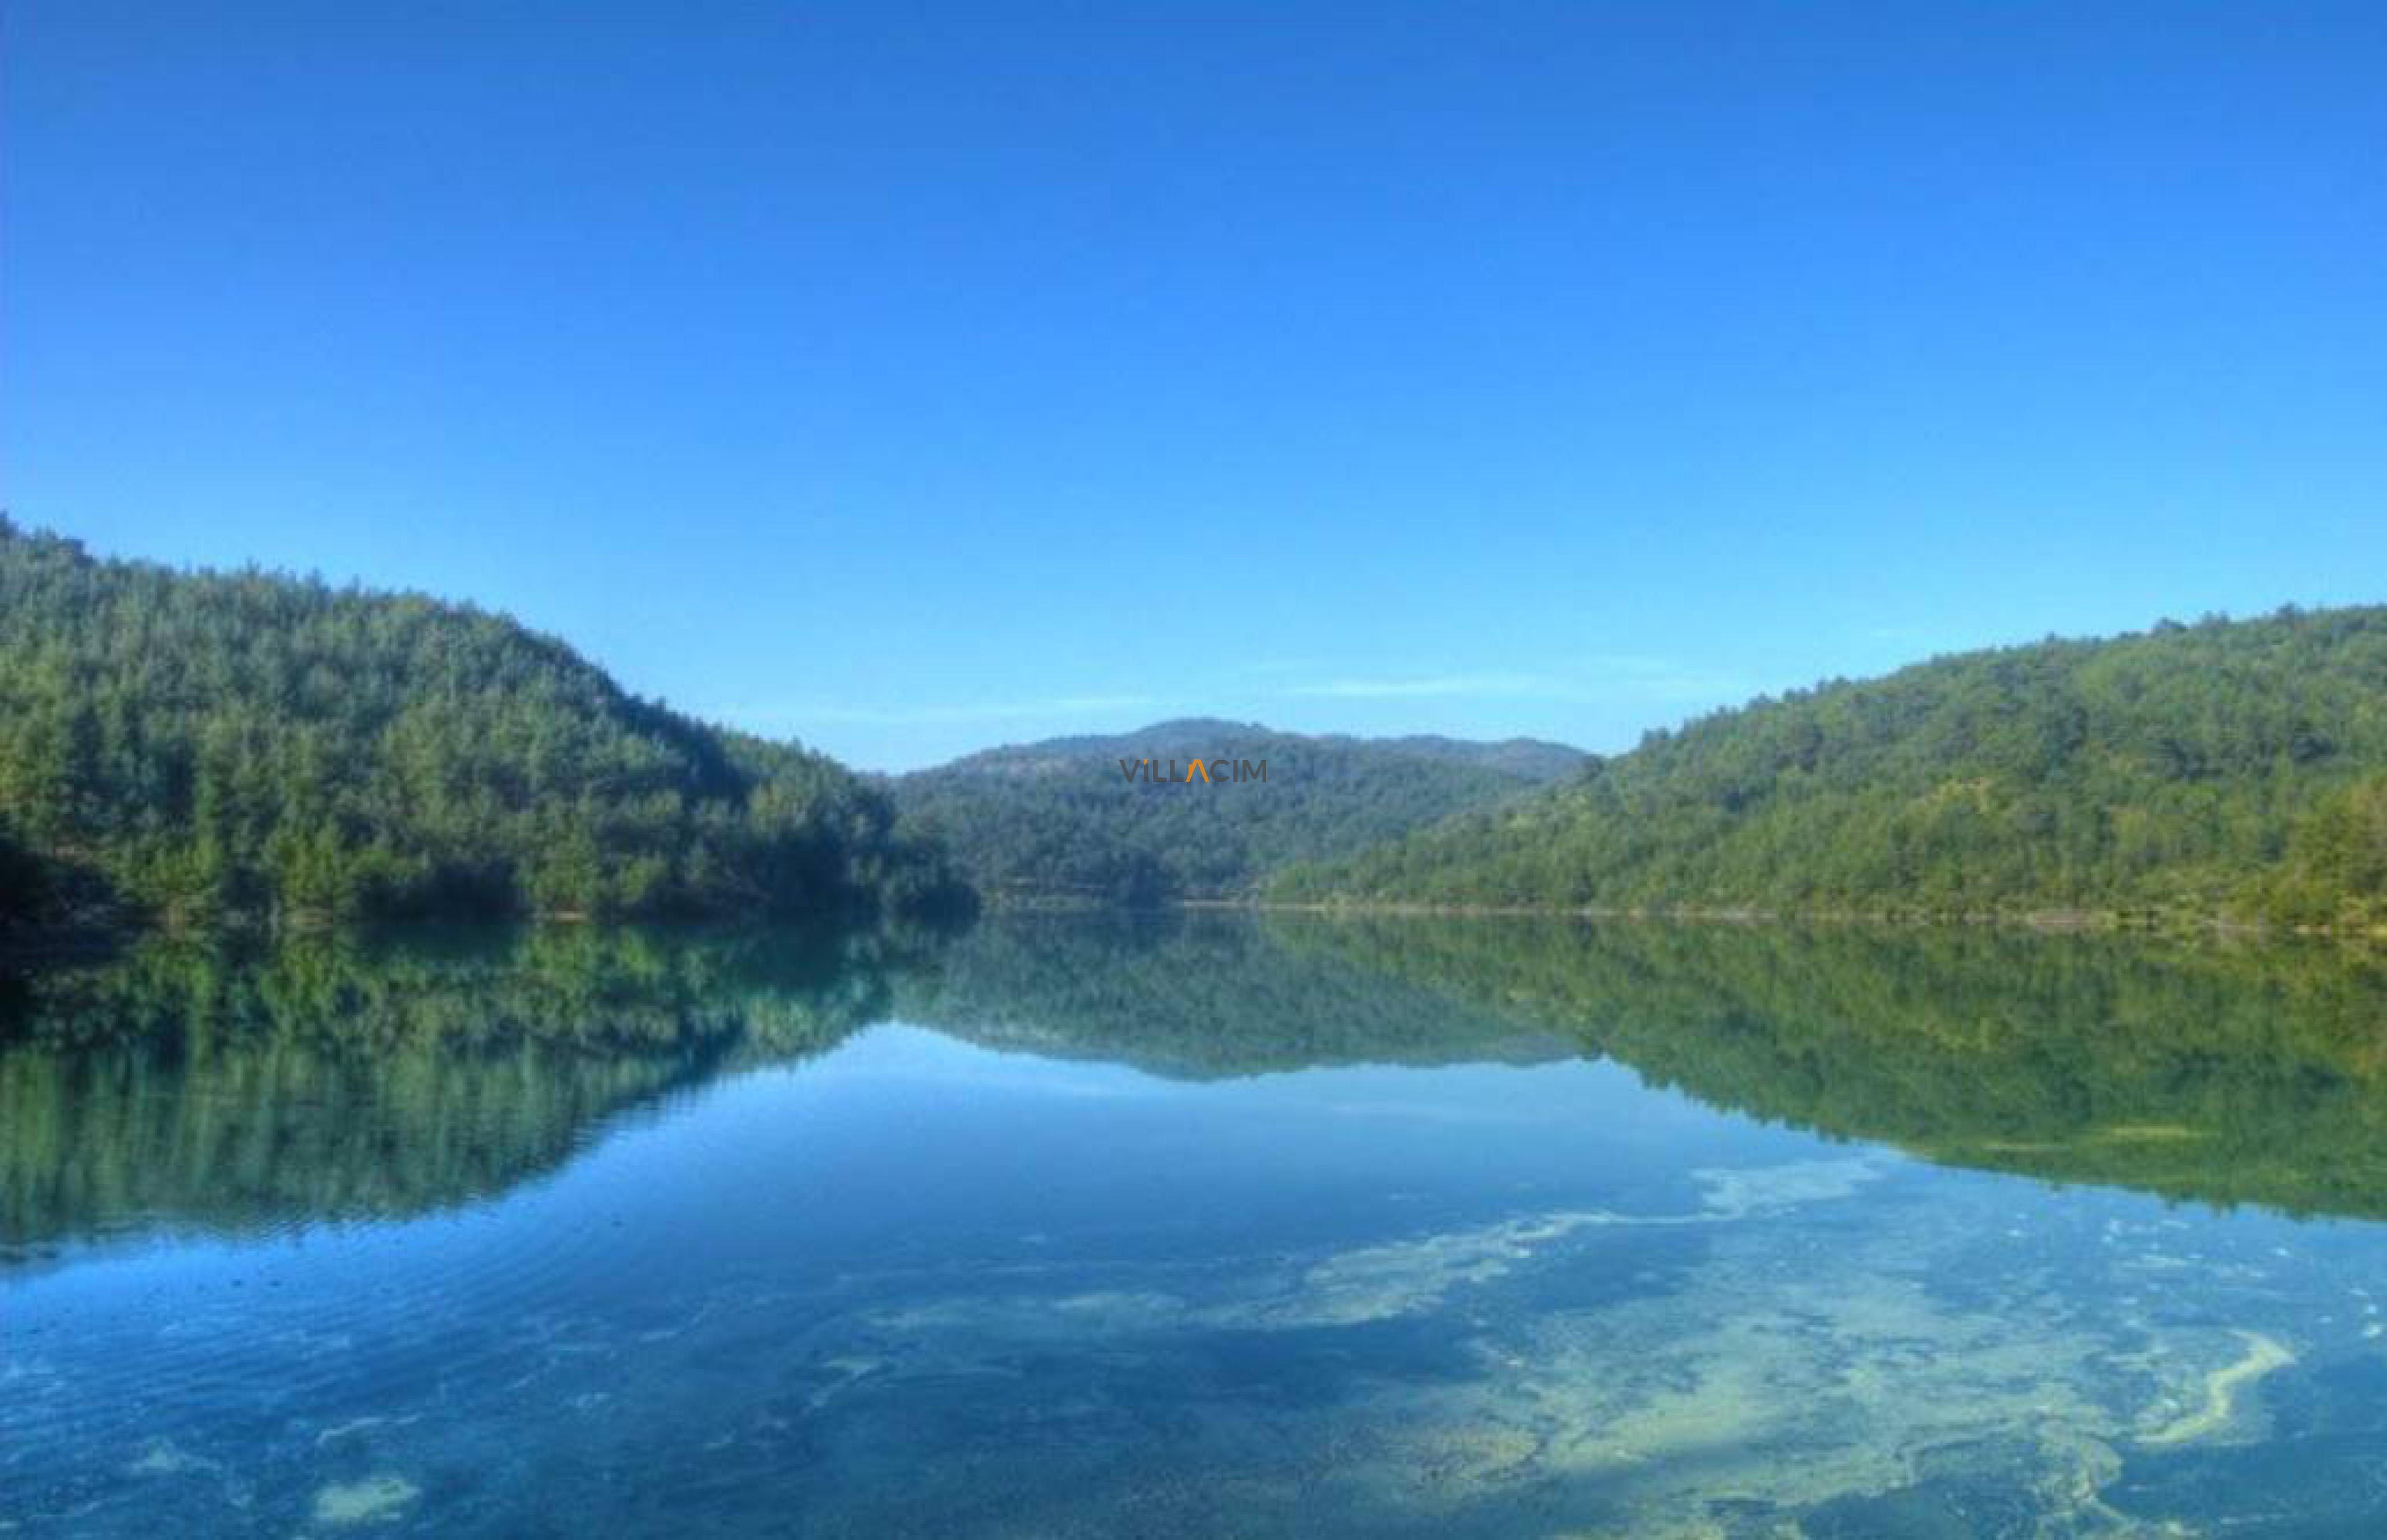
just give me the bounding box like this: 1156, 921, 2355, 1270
895, 720, 1584, 905
1369, 733, 1590, 783
931, 718, 1583, 781
1272, 607, 2387, 932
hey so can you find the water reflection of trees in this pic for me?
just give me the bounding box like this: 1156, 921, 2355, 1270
0, 924, 915, 1254
1279, 916, 2387, 1219
893, 910, 1575, 1077
900, 912, 2387, 1219
11, 912, 2387, 1254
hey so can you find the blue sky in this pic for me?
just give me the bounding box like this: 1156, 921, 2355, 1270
4, 2, 2383, 771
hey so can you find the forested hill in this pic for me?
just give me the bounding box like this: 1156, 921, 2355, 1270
1271, 608, 2387, 931
893, 718, 1584, 905
0, 522, 967, 928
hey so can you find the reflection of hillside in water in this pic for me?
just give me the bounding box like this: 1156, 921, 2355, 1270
0, 924, 911, 1258
1283, 915, 2387, 1220
891, 911, 1578, 1077
9, 910, 2387, 1259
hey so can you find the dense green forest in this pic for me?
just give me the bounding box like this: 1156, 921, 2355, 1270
0, 523, 968, 928
894, 718, 1582, 905
1274, 608, 2387, 931
10, 521, 2378, 933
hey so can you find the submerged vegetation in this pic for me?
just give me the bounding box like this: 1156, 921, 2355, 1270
0, 523, 969, 930
1273, 607, 2387, 933
22, 915, 2383, 1538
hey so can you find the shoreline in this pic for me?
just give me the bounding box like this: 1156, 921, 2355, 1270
7, 894, 2380, 964
1137, 896, 2383, 943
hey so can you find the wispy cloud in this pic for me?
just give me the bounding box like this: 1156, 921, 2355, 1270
1282, 671, 1566, 700
1277, 656, 1739, 707
722, 692, 1161, 729
710, 653, 1744, 743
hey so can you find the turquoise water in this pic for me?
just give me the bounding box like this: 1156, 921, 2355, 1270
7, 917, 2387, 1536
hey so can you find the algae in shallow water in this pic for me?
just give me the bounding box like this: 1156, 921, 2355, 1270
2138, 1330, 2295, 1447
309, 1474, 420, 1527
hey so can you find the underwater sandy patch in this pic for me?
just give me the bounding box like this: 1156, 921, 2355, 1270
310, 1474, 420, 1527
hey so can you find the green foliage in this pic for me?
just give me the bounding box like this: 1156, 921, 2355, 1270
1273, 608, 2387, 930
895, 718, 1582, 905
0, 522, 970, 927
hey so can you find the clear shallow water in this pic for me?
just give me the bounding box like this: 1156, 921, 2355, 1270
7, 917, 2387, 1536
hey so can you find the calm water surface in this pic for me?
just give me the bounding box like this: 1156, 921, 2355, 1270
7, 916, 2387, 1536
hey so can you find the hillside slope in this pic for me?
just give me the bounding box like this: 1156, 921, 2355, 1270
0, 522, 965, 927
1272, 608, 2387, 930
895, 718, 1583, 904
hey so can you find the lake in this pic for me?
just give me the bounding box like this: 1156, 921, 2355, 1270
7, 914, 2387, 1536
